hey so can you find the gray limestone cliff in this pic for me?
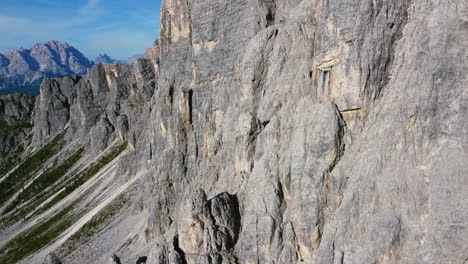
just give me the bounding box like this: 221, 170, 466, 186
31, 59, 156, 151
145, 40, 160, 69
137, 0, 467, 263
0, 0, 466, 263
0, 93, 35, 172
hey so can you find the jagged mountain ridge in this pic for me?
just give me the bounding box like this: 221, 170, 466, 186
0, 0, 466, 264
94, 53, 145, 65
0, 41, 149, 95
0, 41, 93, 94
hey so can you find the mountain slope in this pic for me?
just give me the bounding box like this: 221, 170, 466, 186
0, 0, 466, 264
0, 41, 93, 94
0, 60, 156, 263
0, 93, 35, 176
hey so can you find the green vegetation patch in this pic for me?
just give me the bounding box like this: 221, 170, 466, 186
0, 131, 66, 207
0, 142, 128, 263
58, 193, 129, 257
31, 142, 128, 219
0, 119, 31, 139
3, 148, 84, 216
0, 201, 79, 263
0, 145, 23, 179
4, 148, 84, 213
0, 118, 31, 176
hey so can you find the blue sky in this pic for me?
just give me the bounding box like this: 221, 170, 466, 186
0, 0, 162, 59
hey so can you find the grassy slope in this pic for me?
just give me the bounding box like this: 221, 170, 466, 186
0, 118, 32, 177
0, 131, 65, 207
58, 193, 130, 258
32, 142, 128, 218
1, 148, 84, 226
0, 142, 128, 263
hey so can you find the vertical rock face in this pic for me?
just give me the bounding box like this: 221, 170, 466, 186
2, 0, 466, 263
0, 93, 35, 122
31, 59, 156, 152
144, 40, 160, 67
0, 93, 35, 160
135, 0, 467, 263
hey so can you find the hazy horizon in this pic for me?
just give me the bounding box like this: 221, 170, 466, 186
0, 0, 162, 60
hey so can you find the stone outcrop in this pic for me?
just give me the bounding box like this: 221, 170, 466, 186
43, 253, 62, 264
31, 59, 156, 152
144, 40, 160, 68
0, 93, 35, 122
0, 93, 35, 159
108, 254, 122, 264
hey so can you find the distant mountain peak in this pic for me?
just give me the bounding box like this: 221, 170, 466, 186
94, 53, 116, 64
1, 40, 156, 94
0, 41, 93, 94
94, 53, 144, 65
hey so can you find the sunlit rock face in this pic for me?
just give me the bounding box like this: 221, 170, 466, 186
141, 0, 467, 263
0, 0, 466, 263
145, 40, 161, 68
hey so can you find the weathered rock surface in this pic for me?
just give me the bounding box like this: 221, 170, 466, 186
0, 93, 35, 122
108, 254, 122, 264
144, 40, 160, 69
43, 253, 62, 264
135, 0, 467, 263
1, 0, 467, 263
31, 59, 156, 151
0, 41, 93, 94
0, 93, 35, 161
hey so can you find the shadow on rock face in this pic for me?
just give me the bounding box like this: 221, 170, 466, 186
136, 256, 148, 264
108, 254, 121, 264
43, 253, 62, 264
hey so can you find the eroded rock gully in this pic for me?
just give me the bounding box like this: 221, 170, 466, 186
2, 0, 466, 263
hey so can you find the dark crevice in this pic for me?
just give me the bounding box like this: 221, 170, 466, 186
266, 12, 274, 25
136, 256, 147, 264
248, 117, 269, 145
264, 0, 277, 27
173, 235, 188, 264
340, 107, 362, 113
149, 143, 153, 160
188, 89, 193, 125
168, 84, 174, 105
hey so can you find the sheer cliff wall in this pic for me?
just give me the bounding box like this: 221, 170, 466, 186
133, 0, 467, 263
6, 0, 466, 263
